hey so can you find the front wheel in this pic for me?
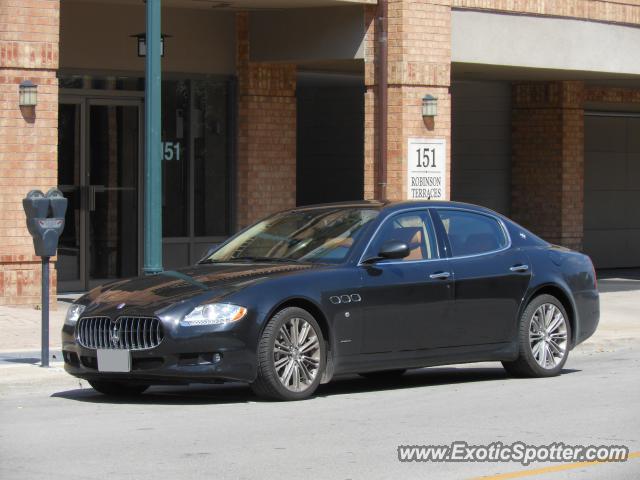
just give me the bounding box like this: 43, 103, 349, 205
89, 380, 149, 396
251, 307, 326, 401
502, 294, 571, 378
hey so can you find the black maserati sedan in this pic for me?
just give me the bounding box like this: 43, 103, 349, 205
62, 201, 599, 400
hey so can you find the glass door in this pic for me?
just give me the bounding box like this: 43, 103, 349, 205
58, 100, 85, 291
87, 100, 141, 288
57, 97, 143, 292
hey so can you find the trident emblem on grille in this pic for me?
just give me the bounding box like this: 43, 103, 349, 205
111, 322, 120, 346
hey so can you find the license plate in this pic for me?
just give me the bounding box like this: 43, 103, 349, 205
97, 349, 131, 373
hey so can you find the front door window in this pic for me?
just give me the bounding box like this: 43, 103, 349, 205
364, 212, 438, 262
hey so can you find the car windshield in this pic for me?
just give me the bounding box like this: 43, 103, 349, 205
201, 207, 380, 264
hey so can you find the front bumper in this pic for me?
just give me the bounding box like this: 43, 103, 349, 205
61, 317, 258, 385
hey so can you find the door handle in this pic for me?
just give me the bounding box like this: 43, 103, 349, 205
510, 264, 529, 273
429, 271, 451, 280
88, 185, 105, 212
89, 185, 96, 212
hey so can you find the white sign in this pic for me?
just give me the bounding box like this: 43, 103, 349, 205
407, 138, 446, 200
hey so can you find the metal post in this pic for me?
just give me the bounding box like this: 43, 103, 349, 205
41, 257, 49, 367
376, 0, 388, 202
143, 0, 163, 275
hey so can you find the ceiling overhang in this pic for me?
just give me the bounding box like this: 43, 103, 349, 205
64, 0, 377, 9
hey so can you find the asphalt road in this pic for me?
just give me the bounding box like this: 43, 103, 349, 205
1, 344, 639, 480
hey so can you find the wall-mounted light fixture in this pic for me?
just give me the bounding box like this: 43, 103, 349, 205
131, 33, 170, 57
422, 94, 437, 118
19, 80, 37, 107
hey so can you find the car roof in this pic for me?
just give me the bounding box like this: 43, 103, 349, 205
291, 200, 497, 215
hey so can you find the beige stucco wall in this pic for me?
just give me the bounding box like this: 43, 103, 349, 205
452, 10, 640, 76
60, 1, 236, 75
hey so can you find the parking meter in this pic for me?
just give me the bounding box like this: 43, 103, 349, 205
22, 188, 67, 367
23, 189, 67, 257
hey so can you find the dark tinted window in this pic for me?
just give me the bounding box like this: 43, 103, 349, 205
365, 211, 437, 261
436, 210, 507, 256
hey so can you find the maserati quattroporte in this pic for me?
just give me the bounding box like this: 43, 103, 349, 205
62, 201, 599, 400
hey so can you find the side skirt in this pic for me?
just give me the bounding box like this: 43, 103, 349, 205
333, 342, 518, 375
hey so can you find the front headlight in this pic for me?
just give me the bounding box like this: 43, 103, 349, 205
182, 303, 248, 326
65, 304, 86, 326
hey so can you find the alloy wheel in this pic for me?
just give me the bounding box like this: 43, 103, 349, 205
273, 317, 321, 392
529, 303, 568, 369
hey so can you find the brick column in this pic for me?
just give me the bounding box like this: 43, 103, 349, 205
364, 0, 452, 201
236, 13, 297, 228
0, 0, 60, 306
511, 81, 585, 250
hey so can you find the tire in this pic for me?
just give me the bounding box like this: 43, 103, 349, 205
251, 307, 326, 401
502, 294, 571, 378
89, 380, 149, 396
359, 369, 406, 380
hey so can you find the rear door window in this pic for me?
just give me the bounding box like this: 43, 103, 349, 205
435, 209, 508, 257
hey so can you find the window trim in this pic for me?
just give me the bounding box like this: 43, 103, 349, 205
433, 207, 512, 260
357, 207, 442, 266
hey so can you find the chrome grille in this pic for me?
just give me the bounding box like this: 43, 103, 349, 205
77, 316, 164, 350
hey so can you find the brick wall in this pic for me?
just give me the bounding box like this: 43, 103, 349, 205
0, 0, 59, 306
452, 0, 640, 26
511, 81, 585, 250
235, 13, 297, 228
364, 0, 452, 201
585, 86, 640, 104
511, 81, 640, 252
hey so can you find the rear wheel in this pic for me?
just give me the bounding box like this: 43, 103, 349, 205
251, 307, 326, 401
502, 294, 571, 378
89, 380, 149, 396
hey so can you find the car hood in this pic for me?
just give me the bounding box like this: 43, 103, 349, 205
80, 262, 318, 314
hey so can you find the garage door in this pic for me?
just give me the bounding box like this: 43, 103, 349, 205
451, 81, 511, 214
584, 114, 640, 268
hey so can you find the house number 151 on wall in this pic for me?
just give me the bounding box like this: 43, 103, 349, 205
407, 138, 446, 201
162, 141, 181, 161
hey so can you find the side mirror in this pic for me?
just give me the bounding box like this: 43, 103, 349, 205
362, 240, 410, 264
379, 240, 410, 260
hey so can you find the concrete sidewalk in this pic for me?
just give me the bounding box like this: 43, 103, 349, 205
0, 301, 69, 354
0, 281, 637, 356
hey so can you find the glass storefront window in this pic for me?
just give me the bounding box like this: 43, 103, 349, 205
162, 80, 190, 237
57, 73, 234, 282
161, 78, 232, 238
59, 74, 233, 240
193, 80, 230, 237
59, 75, 144, 91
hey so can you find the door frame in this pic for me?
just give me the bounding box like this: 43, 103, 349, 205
59, 90, 145, 292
